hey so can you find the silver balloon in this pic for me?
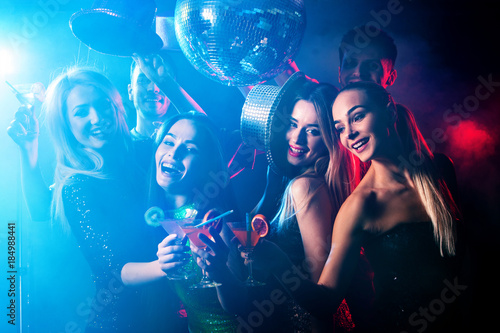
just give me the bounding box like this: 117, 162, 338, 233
175, 0, 306, 86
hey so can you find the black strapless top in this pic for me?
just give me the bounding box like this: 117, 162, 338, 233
360, 222, 462, 333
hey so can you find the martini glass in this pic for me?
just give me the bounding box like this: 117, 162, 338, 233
177, 218, 221, 289
5, 82, 44, 136
158, 218, 197, 280
152, 120, 163, 137
226, 221, 265, 287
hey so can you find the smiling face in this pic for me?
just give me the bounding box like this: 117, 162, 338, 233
128, 65, 170, 121
285, 100, 328, 170
339, 45, 396, 88
332, 88, 392, 162
66, 85, 118, 150
155, 118, 211, 194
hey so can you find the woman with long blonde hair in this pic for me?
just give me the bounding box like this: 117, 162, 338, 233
45, 69, 135, 225
9, 67, 185, 332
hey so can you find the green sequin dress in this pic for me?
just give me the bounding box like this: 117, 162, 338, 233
171, 271, 240, 333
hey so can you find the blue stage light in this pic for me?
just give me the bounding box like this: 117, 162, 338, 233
0, 48, 16, 77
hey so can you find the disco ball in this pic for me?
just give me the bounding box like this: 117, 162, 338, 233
174, 0, 306, 86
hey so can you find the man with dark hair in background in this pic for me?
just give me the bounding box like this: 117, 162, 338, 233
128, 56, 176, 141
338, 24, 398, 88
128, 53, 205, 141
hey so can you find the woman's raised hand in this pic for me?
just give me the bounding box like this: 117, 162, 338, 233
194, 226, 232, 283
156, 234, 191, 274
7, 105, 39, 148
7, 105, 40, 169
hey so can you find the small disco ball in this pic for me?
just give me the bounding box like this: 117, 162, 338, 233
175, 0, 306, 86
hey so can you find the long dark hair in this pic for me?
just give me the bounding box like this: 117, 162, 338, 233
147, 112, 237, 218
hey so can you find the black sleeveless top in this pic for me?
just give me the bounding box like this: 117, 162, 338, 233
360, 222, 462, 333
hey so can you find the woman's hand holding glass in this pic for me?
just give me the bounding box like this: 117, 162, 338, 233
157, 234, 191, 279
7, 106, 41, 171
6, 81, 44, 142
7, 106, 39, 146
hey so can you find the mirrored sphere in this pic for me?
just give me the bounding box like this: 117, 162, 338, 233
175, 0, 306, 86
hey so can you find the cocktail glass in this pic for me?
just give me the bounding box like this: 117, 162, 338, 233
158, 218, 196, 280
6, 82, 44, 135
177, 219, 221, 289
226, 222, 265, 287
152, 120, 163, 137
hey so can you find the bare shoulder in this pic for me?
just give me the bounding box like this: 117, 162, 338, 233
290, 176, 326, 200
290, 177, 331, 211
335, 188, 378, 231
346, 187, 376, 207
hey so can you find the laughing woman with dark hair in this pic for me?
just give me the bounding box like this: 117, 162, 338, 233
120, 111, 244, 332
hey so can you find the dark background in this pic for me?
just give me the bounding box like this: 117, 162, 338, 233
0, 0, 498, 332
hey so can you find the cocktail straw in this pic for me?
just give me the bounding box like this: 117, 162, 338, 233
246, 213, 251, 247
194, 210, 234, 228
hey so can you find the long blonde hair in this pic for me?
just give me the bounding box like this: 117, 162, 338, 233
274, 82, 353, 230
341, 82, 459, 256
43, 68, 131, 226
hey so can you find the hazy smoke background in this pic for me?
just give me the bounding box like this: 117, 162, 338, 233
0, 0, 498, 331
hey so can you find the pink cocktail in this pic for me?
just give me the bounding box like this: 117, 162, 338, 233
230, 229, 260, 248
177, 219, 220, 289
182, 227, 212, 249
227, 220, 266, 287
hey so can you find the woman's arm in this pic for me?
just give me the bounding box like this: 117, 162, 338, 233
7, 106, 51, 221
268, 192, 368, 320
121, 261, 166, 286
291, 177, 334, 282
63, 179, 189, 288
316, 192, 367, 295
121, 234, 191, 286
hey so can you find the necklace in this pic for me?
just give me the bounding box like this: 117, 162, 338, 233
130, 127, 151, 141
164, 203, 198, 220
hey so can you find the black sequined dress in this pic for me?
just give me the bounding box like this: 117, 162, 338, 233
62, 174, 185, 332
269, 220, 355, 332
360, 222, 462, 333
